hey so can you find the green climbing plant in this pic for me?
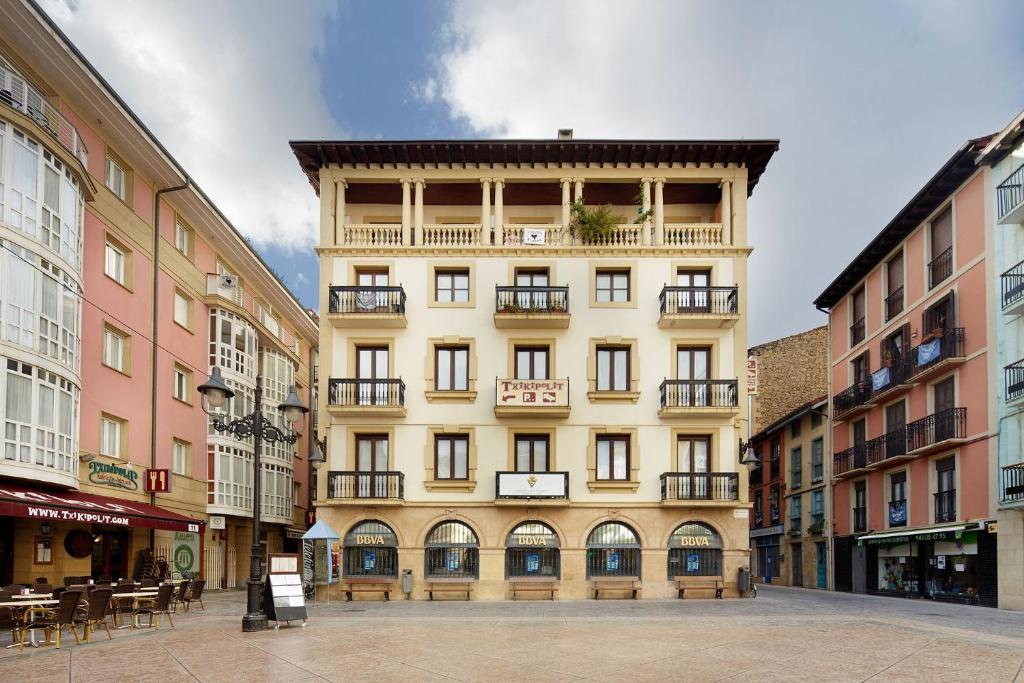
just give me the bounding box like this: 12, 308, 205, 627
568, 197, 623, 244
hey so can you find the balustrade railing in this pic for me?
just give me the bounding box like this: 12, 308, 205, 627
495, 285, 568, 313
664, 222, 723, 246
659, 286, 738, 316
906, 407, 966, 452
329, 286, 406, 315
326, 471, 404, 500
423, 223, 483, 246
328, 378, 405, 408
659, 472, 738, 501
0, 56, 88, 164
659, 379, 738, 409
501, 224, 565, 245
343, 224, 403, 246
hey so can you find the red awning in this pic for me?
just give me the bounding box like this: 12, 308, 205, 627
0, 483, 204, 532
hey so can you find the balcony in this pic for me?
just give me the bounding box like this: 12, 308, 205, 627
853, 506, 867, 533
495, 471, 569, 505
908, 328, 965, 383
1006, 360, 1024, 403
657, 286, 739, 329
833, 381, 872, 421
327, 378, 406, 417
865, 427, 909, 469
928, 247, 953, 289
888, 499, 907, 527
884, 286, 904, 322
905, 407, 967, 456
1001, 463, 1024, 504
0, 57, 88, 166
326, 471, 404, 504
866, 356, 916, 405
850, 317, 865, 347
997, 161, 1024, 224
494, 286, 570, 329
833, 444, 868, 479
328, 286, 406, 328
1001, 259, 1024, 316
659, 472, 738, 504
658, 379, 739, 418
494, 378, 570, 418
934, 490, 957, 523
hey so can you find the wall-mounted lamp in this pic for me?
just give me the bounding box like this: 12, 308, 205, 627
40, 521, 52, 536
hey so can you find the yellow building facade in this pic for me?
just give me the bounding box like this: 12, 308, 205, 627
293, 139, 777, 599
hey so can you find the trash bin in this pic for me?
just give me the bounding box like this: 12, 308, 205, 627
402, 569, 413, 595
737, 567, 750, 595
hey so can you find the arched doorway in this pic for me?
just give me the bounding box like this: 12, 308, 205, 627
586, 522, 641, 578
505, 521, 560, 578
668, 521, 723, 577
424, 521, 479, 579
343, 520, 398, 579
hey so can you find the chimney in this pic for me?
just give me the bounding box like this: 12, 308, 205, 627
557, 128, 573, 140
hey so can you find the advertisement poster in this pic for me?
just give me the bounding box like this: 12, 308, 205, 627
937, 555, 946, 569
363, 549, 377, 572
526, 553, 540, 573
687, 553, 700, 573
172, 531, 199, 576
330, 542, 340, 582
446, 550, 460, 572
606, 550, 620, 572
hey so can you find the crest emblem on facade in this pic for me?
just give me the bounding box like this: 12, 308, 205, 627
527, 476, 538, 487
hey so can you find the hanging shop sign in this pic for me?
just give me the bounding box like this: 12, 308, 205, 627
497, 472, 569, 498
144, 468, 171, 493
496, 379, 569, 407
88, 461, 138, 491
746, 357, 758, 395
173, 530, 200, 575
860, 528, 966, 546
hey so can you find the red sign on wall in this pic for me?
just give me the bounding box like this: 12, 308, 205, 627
144, 469, 172, 493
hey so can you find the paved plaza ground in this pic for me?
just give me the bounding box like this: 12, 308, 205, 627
2, 585, 1024, 682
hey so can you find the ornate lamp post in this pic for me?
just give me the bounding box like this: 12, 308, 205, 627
197, 366, 308, 632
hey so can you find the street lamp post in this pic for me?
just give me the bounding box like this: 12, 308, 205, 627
197, 366, 308, 632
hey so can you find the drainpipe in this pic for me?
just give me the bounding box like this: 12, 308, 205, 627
149, 179, 191, 552
816, 303, 833, 590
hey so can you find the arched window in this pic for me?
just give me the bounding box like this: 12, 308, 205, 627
425, 521, 479, 579
586, 522, 641, 578
668, 522, 723, 577
505, 521, 560, 578
344, 520, 398, 578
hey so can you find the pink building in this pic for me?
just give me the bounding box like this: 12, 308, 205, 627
814, 138, 998, 606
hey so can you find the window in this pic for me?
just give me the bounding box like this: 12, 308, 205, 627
853, 480, 867, 532
102, 325, 127, 373
173, 290, 192, 328
173, 364, 191, 402
435, 269, 470, 303
515, 434, 549, 472
790, 495, 802, 530
850, 286, 866, 346
105, 154, 127, 201
514, 346, 549, 380
172, 439, 189, 475
434, 346, 469, 391
770, 439, 780, 479
668, 522, 722, 578
936, 457, 956, 522
596, 346, 629, 391
811, 490, 824, 526
506, 522, 560, 578
811, 437, 824, 483
791, 446, 802, 489
929, 205, 953, 289
769, 484, 780, 523
851, 351, 869, 385
174, 220, 192, 258
434, 435, 468, 480
586, 522, 640, 578
595, 269, 630, 302
425, 521, 479, 579
790, 419, 801, 438
4, 358, 78, 473
596, 435, 629, 480
811, 410, 823, 429
104, 240, 126, 285
886, 250, 904, 320
100, 415, 124, 458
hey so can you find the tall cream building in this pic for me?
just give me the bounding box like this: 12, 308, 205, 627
292, 137, 777, 599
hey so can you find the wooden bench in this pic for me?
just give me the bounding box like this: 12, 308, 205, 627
592, 576, 641, 600
425, 578, 474, 601
676, 576, 724, 599
344, 578, 394, 601
509, 578, 559, 600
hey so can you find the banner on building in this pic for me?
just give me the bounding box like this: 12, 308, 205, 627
172, 531, 200, 576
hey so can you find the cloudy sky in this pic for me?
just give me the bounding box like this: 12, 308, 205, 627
43, 0, 1024, 344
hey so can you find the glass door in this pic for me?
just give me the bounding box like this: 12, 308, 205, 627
356, 346, 389, 405
677, 436, 710, 499
515, 435, 549, 472
515, 268, 549, 309
356, 435, 388, 498
676, 269, 710, 312
515, 346, 549, 380
933, 377, 955, 441
677, 347, 711, 406
356, 269, 389, 310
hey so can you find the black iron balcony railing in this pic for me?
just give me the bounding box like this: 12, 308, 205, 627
873, 355, 914, 395
659, 379, 738, 409
906, 407, 966, 452
934, 489, 956, 523
997, 161, 1024, 221
834, 444, 867, 476
327, 471, 404, 500
910, 328, 965, 375
329, 285, 406, 315
659, 286, 738, 316
853, 506, 867, 533
1002, 259, 1024, 310
865, 427, 907, 466
328, 378, 406, 407
885, 286, 904, 322
833, 381, 872, 418
1006, 360, 1024, 403
1002, 463, 1024, 503
495, 285, 569, 314
659, 472, 738, 501
850, 317, 866, 346
928, 247, 953, 289
888, 499, 907, 527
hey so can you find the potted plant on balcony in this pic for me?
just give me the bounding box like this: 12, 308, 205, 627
807, 521, 824, 536
499, 301, 524, 314
568, 198, 622, 244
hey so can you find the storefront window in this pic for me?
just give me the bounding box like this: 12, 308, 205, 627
425, 521, 478, 579
344, 520, 398, 579
506, 521, 560, 578
929, 533, 979, 602
586, 522, 641, 578
877, 543, 917, 593
668, 522, 722, 578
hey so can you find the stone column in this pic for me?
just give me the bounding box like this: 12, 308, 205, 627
641, 177, 652, 246
335, 179, 346, 246
480, 178, 492, 245
721, 179, 732, 246
414, 179, 425, 246
560, 177, 572, 239
318, 169, 334, 247
573, 177, 585, 203
654, 178, 665, 246
493, 179, 505, 246
400, 178, 412, 245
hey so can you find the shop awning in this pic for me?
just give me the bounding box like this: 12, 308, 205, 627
0, 483, 203, 532
858, 524, 966, 545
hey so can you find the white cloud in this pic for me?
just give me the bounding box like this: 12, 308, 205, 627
40, 0, 341, 250
433, 0, 1024, 342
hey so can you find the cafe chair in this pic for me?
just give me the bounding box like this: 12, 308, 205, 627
171, 581, 190, 613
110, 582, 136, 628
76, 588, 113, 642
0, 591, 18, 644
183, 580, 206, 612
34, 577, 48, 585
4, 584, 26, 593
140, 578, 156, 588
31, 583, 53, 595
132, 584, 175, 629
22, 589, 82, 650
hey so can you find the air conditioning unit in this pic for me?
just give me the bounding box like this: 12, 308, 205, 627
220, 274, 238, 288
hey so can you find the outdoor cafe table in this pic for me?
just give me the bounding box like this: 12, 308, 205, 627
111, 592, 157, 629
11, 593, 52, 599
0, 599, 58, 648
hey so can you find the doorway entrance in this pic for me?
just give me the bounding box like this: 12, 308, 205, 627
91, 528, 130, 580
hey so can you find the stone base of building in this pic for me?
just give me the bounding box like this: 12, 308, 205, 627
998, 508, 1024, 610
315, 503, 751, 600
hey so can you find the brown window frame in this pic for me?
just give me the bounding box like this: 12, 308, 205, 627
596, 345, 630, 391
514, 434, 550, 472
595, 268, 631, 303
435, 268, 470, 303
514, 345, 550, 380
355, 434, 389, 471
514, 268, 550, 287
434, 345, 469, 391
434, 434, 469, 480
596, 435, 630, 481
676, 435, 711, 472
